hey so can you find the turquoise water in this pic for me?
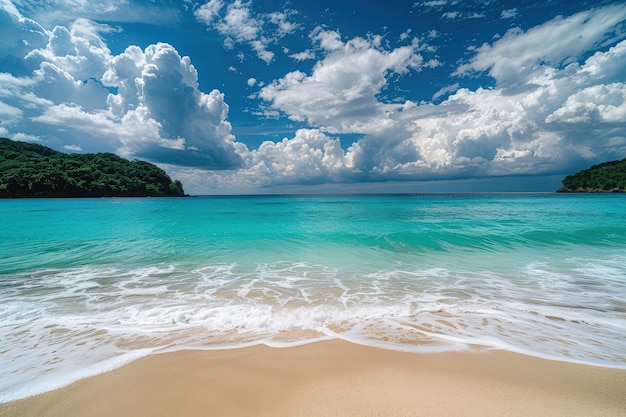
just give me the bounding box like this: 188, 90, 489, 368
1, 194, 626, 402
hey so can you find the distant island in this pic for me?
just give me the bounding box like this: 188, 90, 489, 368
0, 138, 186, 198
557, 158, 626, 193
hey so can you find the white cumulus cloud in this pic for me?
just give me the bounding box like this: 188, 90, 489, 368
546, 82, 626, 124
259, 31, 426, 134
236, 5, 626, 189
0, 5, 248, 168
169, 128, 352, 191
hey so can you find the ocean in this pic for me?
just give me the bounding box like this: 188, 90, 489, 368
1, 193, 625, 402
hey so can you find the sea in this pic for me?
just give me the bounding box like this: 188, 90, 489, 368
1, 193, 625, 402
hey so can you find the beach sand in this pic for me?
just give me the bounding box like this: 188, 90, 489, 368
1, 340, 625, 417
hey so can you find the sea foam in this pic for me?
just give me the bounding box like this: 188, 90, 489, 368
2, 254, 626, 403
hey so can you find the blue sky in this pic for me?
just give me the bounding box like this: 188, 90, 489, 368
1, 0, 625, 194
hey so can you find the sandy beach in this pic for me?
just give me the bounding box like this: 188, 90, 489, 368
1, 340, 624, 417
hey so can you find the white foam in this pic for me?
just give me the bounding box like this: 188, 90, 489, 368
0, 348, 155, 404
2, 257, 626, 403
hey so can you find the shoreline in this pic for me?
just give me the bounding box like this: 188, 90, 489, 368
1, 340, 624, 417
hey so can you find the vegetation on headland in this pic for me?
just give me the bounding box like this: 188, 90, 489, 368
557, 158, 626, 193
0, 138, 186, 198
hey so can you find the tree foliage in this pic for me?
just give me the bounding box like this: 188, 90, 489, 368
558, 158, 626, 192
0, 138, 187, 198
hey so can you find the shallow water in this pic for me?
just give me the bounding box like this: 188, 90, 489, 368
1, 194, 625, 402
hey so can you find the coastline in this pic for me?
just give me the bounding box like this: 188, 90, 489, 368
2, 340, 624, 417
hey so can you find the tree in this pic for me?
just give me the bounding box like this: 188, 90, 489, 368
0, 138, 188, 198
558, 159, 626, 192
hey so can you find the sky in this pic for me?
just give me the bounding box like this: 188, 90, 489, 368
1, 0, 625, 194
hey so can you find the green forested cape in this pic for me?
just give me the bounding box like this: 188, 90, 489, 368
558, 158, 626, 192
0, 138, 186, 197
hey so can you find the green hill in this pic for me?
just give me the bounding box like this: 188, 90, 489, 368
0, 138, 186, 198
557, 158, 626, 193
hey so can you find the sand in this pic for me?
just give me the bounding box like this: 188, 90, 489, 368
1, 340, 625, 417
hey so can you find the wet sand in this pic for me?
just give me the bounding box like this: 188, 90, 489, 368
1, 340, 625, 417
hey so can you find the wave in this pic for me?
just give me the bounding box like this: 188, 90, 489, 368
2, 194, 626, 402
1, 255, 625, 403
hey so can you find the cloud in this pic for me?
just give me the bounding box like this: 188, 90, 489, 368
2, 1, 626, 194
63, 144, 82, 151
25, 19, 114, 83
455, 5, 626, 86
101, 42, 248, 168
6, 0, 182, 26
168, 128, 352, 191
0, 2, 48, 49
0, 99, 23, 118
399, 29, 412, 42
432, 83, 459, 101
194, 0, 298, 64
289, 49, 315, 61
0, 7, 247, 168
259, 30, 426, 133
248, 128, 350, 185
194, 0, 224, 25
500, 9, 517, 19
218, 1, 261, 44
442, 11, 460, 19
0, 11, 113, 132
0, 2, 48, 74
169, 4, 625, 192
11, 132, 41, 142
370, 40, 626, 180
546, 82, 626, 124
417, 1, 448, 8
194, 5, 626, 191
267, 11, 299, 38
